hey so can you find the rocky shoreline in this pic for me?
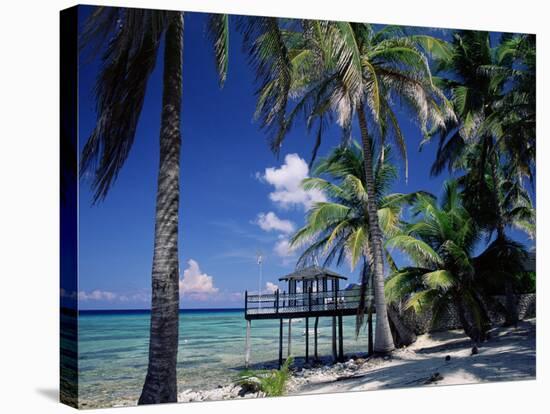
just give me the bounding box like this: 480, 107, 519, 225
176, 355, 379, 403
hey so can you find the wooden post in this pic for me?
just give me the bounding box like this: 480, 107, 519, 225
244, 290, 248, 315
305, 317, 309, 363
276, 289, 280, 314
338, 314, 344, 362
245, 319, 251, 368
279, 318, 283, 368
287, 318, 292, 357
332, 316, 337, 362
314, 317, 319, 361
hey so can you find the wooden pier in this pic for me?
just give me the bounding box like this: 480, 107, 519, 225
244, 266, 373, 368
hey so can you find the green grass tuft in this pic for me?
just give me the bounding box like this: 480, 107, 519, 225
236, 356, 294, 397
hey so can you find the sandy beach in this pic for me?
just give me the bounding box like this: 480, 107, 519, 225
177, 318, 535, 403
288, 318, 536, 395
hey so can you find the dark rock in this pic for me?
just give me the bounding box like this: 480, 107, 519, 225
445, 355, 451, 361
424, 372, 444, 384
239, 378, 261, 395
471, 346, 479, 355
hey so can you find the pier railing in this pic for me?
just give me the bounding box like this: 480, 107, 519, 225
244, 289, 372, 318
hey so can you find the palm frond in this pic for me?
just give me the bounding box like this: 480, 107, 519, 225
80, 8, 173, 202
385, 235, 442, 267
422, 270, 456, 290
239, 16, 292, 153
207, 14, 230, 86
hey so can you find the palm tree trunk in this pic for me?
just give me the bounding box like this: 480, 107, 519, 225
456, 297, 479, 345
489, 153, 517, 326
357, 103, 395, 354
367, 273, 374, 355
139, 13, 184, 405
387, 304, 416, 347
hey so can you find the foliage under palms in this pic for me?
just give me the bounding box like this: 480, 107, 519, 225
80, 7, 184, 404
385, 181, 527, 343
429, 31, 536, 324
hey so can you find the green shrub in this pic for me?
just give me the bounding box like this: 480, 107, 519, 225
237, 356, 294, 397
516, 271, 536, 294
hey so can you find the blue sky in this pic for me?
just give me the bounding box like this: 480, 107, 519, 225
76, 7, 533, 310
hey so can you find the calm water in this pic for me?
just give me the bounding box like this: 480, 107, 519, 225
78, 309, 374, 407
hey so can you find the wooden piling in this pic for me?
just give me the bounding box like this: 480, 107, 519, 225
279, 318, 283, 368
245, 319, 251, 368
287, 318, 292, 357
332, 315, 337, 361
314, 316, 319, 360
338, 314, 344, 361
305, 317, 309, 362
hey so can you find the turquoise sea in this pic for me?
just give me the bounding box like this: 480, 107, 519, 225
78, 309, 374, 407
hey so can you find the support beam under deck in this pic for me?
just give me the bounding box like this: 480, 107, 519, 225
245, 319, 251, 368
278, 318, 283, 368
338, 314, 344, 362
332, 316, 337, 362
305, 317, 309, 363
287, 318, 292, 357
314, 317, 319, 361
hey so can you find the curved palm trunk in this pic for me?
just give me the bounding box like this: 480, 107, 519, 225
387, 304, 416, 348
139, 13, 184, 405
357, 103, 395, 353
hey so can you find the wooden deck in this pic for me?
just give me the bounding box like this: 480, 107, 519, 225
245, 289, 373, 320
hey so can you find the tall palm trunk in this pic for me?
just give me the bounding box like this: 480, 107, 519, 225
489, 152, 517, 326
456, 297, 480, 345
139, 13, 184, 405
367, 273, 374, 355
357, 103, 395, 353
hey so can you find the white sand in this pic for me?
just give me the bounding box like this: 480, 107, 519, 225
288, 318, 536, 395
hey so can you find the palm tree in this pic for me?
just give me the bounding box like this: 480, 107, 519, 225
385, 181, 527, 344
242, 21, 454, 353
430, 31, 536, 324
484, 33, 536, 182
291, 142, 425, 349
80, 8, 184, 404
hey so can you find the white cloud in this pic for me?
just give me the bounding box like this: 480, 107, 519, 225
259, 153, 326, 210
255, 211, 295, 234
265, 282, 279, 293
273, 236, 296, 258
78, 289, 117, 301
118, 291, 150, 303
179, 259, 219, 299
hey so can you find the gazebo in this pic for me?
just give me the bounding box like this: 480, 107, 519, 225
244, 266, 369, 368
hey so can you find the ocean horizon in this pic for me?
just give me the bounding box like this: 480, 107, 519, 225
79, 307, 245, 313
76, 308, 374, 407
